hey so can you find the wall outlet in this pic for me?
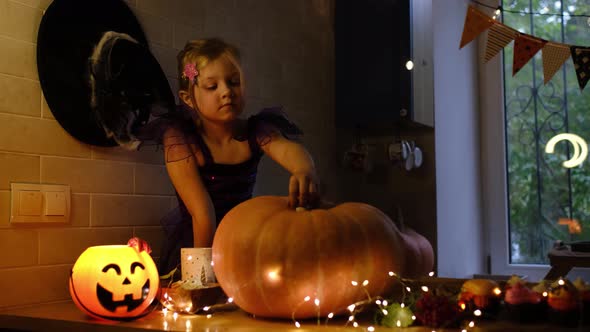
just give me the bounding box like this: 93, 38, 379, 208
10, 183, 71, 224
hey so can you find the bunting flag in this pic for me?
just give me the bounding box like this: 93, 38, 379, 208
460, 4, 590, 90
571, 46, 590, 90
484, 23, 516, 63
459, 5, 495, 49
513, 34, 547, 76
542, 43, 571, 84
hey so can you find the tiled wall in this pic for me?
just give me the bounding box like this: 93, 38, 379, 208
0, 0, 335, 309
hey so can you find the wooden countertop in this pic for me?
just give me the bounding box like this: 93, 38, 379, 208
0, 301, 587, 332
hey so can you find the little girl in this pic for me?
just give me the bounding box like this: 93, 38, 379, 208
157, 38, 319, 273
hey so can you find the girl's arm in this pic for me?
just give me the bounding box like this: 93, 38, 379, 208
260, 133, 319, 208
163, 127, 216, 247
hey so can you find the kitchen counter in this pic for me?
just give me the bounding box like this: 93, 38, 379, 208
0, 301, 587, 332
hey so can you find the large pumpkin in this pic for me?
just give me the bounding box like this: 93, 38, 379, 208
212, 196, 434, 319
69, 241, 159, 320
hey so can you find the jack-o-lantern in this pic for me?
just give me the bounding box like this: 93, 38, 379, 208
69, 238, 159, 320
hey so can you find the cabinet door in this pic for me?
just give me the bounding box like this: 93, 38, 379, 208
335, 0, 412, 129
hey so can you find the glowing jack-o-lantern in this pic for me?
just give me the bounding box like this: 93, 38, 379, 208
69, 238, 159, 320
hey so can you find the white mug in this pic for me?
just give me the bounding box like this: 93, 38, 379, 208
180, 247, 216, 284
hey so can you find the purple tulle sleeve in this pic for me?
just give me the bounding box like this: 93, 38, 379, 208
246, 106, 303, 147
133, 105, 302, 162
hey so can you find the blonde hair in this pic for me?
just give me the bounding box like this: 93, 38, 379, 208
177, 38, 242, 92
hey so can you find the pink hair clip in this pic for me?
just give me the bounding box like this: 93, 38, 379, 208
183, 63, 199, 83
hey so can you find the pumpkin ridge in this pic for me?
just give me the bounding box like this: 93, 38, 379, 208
283, 207, 315, 317
332, 205, 372, 311
254, 204, 287, 315
310, 209, 324, 315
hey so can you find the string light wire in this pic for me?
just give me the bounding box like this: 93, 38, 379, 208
471, 0, 590, 18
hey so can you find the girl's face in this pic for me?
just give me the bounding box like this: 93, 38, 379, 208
186, 54, 244, 125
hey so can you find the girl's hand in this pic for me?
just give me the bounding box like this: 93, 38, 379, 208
288, 171, 320, 209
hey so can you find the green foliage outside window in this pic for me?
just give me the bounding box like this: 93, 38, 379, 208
503, 0, 590, 264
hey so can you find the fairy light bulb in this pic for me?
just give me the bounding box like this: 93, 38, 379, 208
367, 326, 375, 331
429, 271, 435, 277
351, 280, 358, 286
382, 309, 388, 315
328, 312, 334, 319
405, 60, 414, 71
406, 287, 411, 292
543, 291, 548, 297
400, 303, 405, 308
389, 271, 396, 276
493, 287, 502, 296
353, 322, 359, 327
382, 300, 388, 306
469, 321, 475, 327
474, 309, 482, 317
397, 320, 401, 327
348, 315, 355, 321
228, 297, 234, 303
348, 304, 356, 312
206, 314, 212, 319
363, 280, 369, 286
295, 321, 301, 328
492, 7, 501, 19
314, 298, 320, 306
558, 279, 565, 286
421, 286, 429, 292
304, 296, 311, 302
375, 300, 382, 305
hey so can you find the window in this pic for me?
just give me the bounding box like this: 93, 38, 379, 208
483, 0, 590, 281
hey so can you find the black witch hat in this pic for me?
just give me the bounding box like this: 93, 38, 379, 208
37, 0, 176, 148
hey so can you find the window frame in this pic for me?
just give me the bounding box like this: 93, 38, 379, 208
479, 18, 590, 281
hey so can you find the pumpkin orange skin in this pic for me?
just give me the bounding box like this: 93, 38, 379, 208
212, 196, 434, 319
69, 245, 159, 320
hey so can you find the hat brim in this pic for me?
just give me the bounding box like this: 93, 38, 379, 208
37, 0, 172, 147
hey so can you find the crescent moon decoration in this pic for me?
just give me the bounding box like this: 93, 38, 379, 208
545, 133, 589, 168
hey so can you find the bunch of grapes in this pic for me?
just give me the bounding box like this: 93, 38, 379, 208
414, 292, 461, 327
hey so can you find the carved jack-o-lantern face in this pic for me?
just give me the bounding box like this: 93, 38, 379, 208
69, 245, 159, 320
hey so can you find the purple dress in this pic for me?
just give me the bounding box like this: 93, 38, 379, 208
155, 107, 302, 275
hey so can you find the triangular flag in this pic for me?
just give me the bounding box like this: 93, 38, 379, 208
542, 43, 571, 84
484, 23, 516, 63
513, 34, 547, 76
570, 46, 590, 90
459, 5, 495, 49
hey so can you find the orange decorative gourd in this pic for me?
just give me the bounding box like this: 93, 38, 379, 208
69, 239, 159, 320
212, 196, 434, 319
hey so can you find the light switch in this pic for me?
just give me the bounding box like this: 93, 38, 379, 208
11, 183, 71, 224
45, 191, 66, 216
19, 191, 43, 216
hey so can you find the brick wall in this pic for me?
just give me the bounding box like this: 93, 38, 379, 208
0, 0, 336, 309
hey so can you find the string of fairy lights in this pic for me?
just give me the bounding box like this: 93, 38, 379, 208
158, 269, 492, 332
472, 0, 590, 19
